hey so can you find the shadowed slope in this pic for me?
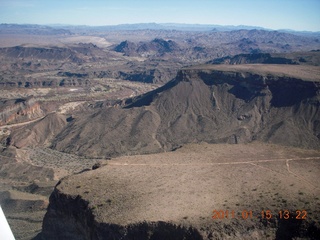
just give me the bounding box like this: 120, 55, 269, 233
49, 65, 320, 157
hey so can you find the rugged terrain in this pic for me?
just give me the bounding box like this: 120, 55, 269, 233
1, 24, 320, 88
37, 64, 319, 157
0, 24, 320, 240
4, 63, 319, 240
41, 143, 320, 240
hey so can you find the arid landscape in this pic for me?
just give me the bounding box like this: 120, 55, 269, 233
0, 23, 320, 240
42, 143, 320, 240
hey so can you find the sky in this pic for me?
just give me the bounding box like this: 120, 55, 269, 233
0, 0, 319, 31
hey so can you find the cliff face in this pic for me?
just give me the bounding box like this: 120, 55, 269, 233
38, 65, 320, 239
0, 46, 82, 63
40, 143, 320, 240
41, 186, 202, 240
0, 78, 92, 88
50, 65, 320, 158
208, 53, 296, 65
0, 98, 44, 126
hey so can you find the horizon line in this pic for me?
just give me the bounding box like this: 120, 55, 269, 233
1, 22, 320, 33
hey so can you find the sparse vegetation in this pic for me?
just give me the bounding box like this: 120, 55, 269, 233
1, 23, 319, 239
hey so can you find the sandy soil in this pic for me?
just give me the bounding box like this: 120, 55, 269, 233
0, 34, 112, 48
58, 36, 112, 48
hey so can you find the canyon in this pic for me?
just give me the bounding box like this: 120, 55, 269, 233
0, 24, 319, 240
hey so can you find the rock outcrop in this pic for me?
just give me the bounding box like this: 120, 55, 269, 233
40, 144, 320, 240
41, 186, 202, 240
0, 46, 82, 63
207, 52, 320, 66
0, 97, 44, 126
114, 38, 180, 57
0, 78, 91, 88
49, 64, 320, 158
208, 53, 296, 65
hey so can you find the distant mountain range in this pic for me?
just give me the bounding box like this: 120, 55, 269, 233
1, 23, 320, 36
48, 23, 320, 34
80, 22, 269, 32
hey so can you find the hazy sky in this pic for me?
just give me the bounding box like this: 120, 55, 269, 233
0, 0, 319, 31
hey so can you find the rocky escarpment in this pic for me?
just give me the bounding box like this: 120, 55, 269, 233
113, 38, 180, 57
0, 97, 44, 126
208, 53, 297, 65
40, 144, 320, 240
0, 46, 83, 63
49, 64, 320, 158
208, 52, 320, 66
0, 77, 92, 88
0, 68, 173, 87
41, 186, 202, 240
41, 185, 320, 240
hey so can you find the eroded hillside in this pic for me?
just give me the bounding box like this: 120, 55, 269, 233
1, 25, 320, 240
25, 64, 319, 158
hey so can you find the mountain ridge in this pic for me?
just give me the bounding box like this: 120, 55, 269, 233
3, 22, 320, 34
23, 64, 317, 157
